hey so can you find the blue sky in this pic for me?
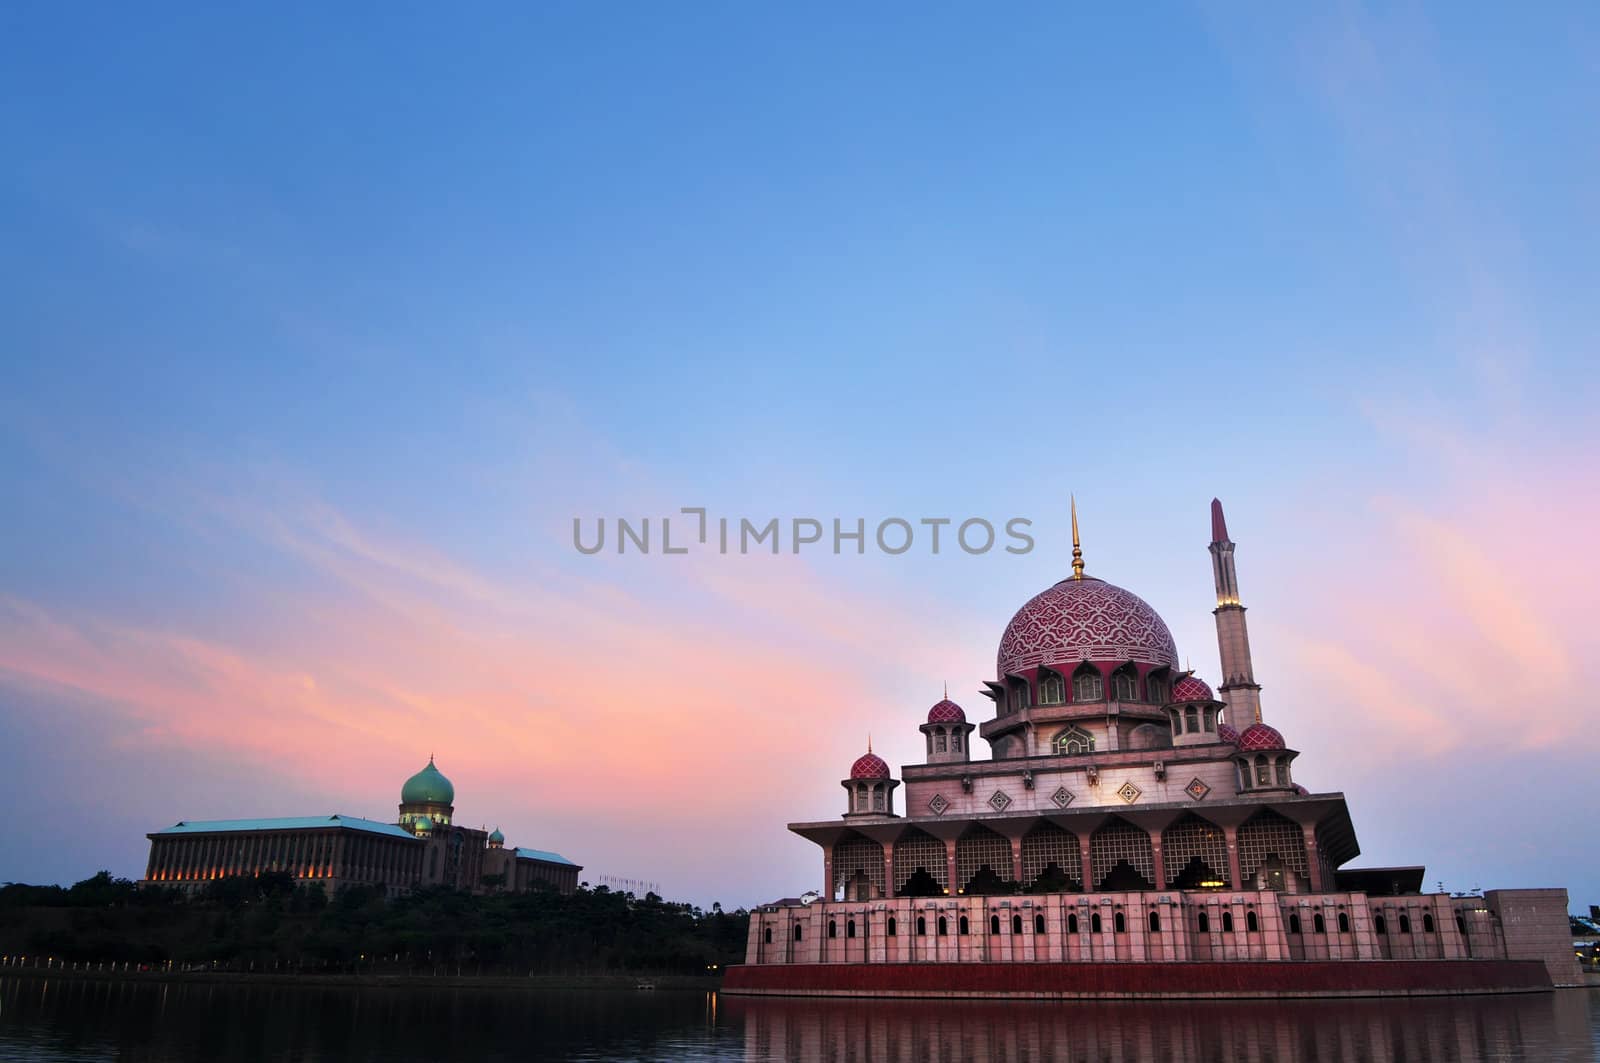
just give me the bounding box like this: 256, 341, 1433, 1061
2, 3, 1597, 907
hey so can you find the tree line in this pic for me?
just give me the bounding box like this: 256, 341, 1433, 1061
0, 871, 749, 976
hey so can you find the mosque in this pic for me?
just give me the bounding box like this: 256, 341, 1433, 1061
728, 500, 1579, 998
140, 757, 581, 897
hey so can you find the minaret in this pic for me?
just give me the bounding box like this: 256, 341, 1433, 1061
1208, 498, 1262, 725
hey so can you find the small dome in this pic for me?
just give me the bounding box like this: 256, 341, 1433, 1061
401, 757, 455, 805
1292, 784, 1310, 796
1170, 675, 1214, 702
1217, 722, 1240, 745
1237, 723, 1286, 751
488, 827, 504, 844
927, 698, 966, 724
849, 752, 891, 780
414, 816, 434, 833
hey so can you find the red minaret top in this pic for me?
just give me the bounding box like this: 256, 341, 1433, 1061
1210, 498, 1229, 543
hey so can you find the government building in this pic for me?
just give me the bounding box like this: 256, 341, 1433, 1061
728, 501, 1579, 998
140, 758, 581, 897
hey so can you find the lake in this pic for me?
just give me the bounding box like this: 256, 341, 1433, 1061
1, 976, 1596, 1061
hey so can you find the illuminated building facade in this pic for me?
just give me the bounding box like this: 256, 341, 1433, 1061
731, 501, 1580, 997
141, 757, 581, 897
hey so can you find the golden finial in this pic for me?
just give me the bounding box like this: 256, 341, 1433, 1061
867, 733, 873, 754
1070, 495, 1085, 579
943, 680, 948, 700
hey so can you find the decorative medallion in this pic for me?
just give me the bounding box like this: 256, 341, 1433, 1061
1185, 777, 1211, 801
988, 790, 1012, 812
1116, 781, 1142, 804
1051, 786, 1075, 809
928, 793, 949, 815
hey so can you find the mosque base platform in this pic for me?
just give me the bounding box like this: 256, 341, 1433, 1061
722, 959, 1554, 1000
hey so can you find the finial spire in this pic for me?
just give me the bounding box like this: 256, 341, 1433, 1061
1070, 495, 1085, 579
943, 680, 948, 700
1210, 498, 1229, 544
867, 733, 873, 754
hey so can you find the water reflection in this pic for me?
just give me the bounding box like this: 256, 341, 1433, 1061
0, 975, 1594, 1062
728, 993, 1600, 1063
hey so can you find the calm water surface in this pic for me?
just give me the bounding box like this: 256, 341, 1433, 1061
1, 976, 1596, 1062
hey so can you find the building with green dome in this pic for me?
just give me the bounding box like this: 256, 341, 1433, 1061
140, 756, 581, 898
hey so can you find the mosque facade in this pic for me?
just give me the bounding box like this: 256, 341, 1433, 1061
729, 501, 1579, 997
140, 757, 581, 897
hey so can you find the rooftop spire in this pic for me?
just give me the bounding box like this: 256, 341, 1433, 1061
1210, 498, 1229, 544
1070, 495, 1085, 579
943, 680, 948, 700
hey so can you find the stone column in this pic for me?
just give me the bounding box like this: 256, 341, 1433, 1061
1079, 834, 1095, 892
944, 838, 959, 895
1224, 825, 1243, 890
882, 844, 895, 899
1150, 831, 1167, 891
823, 850, 833, 900
1010, 837, 1024, 886
1302, 824, 1324, 892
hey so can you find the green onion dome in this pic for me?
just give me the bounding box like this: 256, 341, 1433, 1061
401, 756, 455, 805
488, 827, 505, 845
414, 816, 434, 834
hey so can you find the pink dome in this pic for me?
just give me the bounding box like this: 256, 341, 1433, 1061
927, 698, 966, 724
1217, 722, 1240, 745
997, 578, 1178, 678
1237, 723, 1286, 751
849, 752, 890, 780
1170, 675, 1214, 702
1292, 784, 1310, 796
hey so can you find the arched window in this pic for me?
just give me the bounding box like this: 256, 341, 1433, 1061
1275, 759, 1290, 786
1035, 914, 1046, 934
794, 924, 804, 941
1148, 676, 1168, 704
1313, 913, 1326, 934
1338, 912, 1350, 933
916, 916, 927, 936
1169, 710, 1183, 738
1113, 669, 1138, 702
1091, 912, 1102, 933
1113, 911, 1126, 933
1222, 911, 1234, 932
1149, 910, 1161, 933
935, 732, 947, 753
1053, 725, 1095, 756
846, 919, 856, 939
1375, 914, 1387, 934
1204, 708, 1217, 732
937, 916, 948, 936
1423, 913, 1435, 933
828, 919, 837, 939
1455, 915, 1466, 936
952, 733, 963, 752
1399, 914, 1411, 934
958, 915, 969, 935
1067, 913, 1079, 934
1288, 912, 1301, 934
1073, 668, 1103, 702
1246, 910, 1259, 932
872, 786, 885, 812
1197, 911, 1210, 933
1012, 914, 1023, 935
1010, 680, 1030, 711
887, 916, 897, 936
764, 927, 773, 944
1255, 756, 1271, 786
925, 734, 933, 755
1185, 706, 1199, 733
990, 915, 1000, 935
1039, 671, 1065, 705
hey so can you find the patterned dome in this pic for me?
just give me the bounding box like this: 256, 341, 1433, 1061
401, 756, 455, 805
488, 827, 504, 844
1217, 722, 1240, 745
1170, 675, 1215, 702
1237, 723, 1286, 751
414, 816, 434, 833
849, 752, 891, 779
927, 698, 966, 724
997, 578, 1178, 678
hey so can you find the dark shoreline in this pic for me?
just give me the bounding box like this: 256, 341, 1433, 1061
0, 966, 721, 992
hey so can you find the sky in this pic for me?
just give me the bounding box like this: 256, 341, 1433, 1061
1, 3, 1597, 910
